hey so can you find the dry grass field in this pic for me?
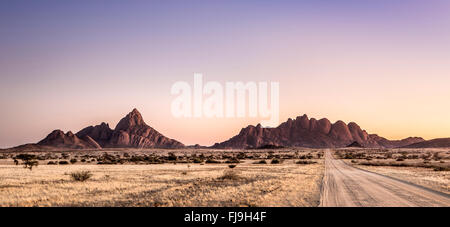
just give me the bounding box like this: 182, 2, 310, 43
337, 148, 450, 194
1, 148, 449, 207
0, 149, 324, 207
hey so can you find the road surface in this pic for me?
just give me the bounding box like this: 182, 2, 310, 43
320, 150, 450, 207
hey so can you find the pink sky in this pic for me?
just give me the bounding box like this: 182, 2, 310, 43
1, 1, 449, 148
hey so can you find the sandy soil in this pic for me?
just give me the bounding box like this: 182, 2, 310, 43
0, 160, 323, 207
354, 165, 449, 194
320, 150, 450, 207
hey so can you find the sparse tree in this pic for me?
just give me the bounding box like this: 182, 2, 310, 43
15, 154, 38, 171
24, 160, 38, 170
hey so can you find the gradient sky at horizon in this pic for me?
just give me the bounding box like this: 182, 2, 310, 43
1, 0, 450, 148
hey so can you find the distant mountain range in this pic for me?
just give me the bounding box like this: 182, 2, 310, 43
401, 138, 450, 148
212, 114, 425, 149
2, 109, 450, 151
8, 109, 184, 151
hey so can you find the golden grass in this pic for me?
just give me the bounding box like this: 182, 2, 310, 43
0, 160, 323, 207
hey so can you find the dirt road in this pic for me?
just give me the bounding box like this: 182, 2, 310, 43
320, 150, 450, 207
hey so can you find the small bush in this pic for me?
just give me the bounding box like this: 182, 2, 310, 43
296, 160, 317, 165
206, 159, 221, 164
253, 160, 267, 164
433, 166, 450, 171
47, 161, 57, 165
396, 158, 405, 161
271, 158, 282, 164
59, 160, 69, 165
236, 152, 247, 159
351, 160, 358, 163
70, 159, 78, 164
225, 158, 240, 163
218, 170, 240, 180
70, 171, 93, 182
168, 152, 177, 161
343, 153, 354, 159
228, 164, 237, 168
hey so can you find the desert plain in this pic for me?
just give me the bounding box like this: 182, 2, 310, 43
0, 148, 448, 207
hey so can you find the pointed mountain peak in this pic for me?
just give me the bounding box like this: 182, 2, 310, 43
114, 108, 146, 131
66, 131, 75, 137
49, 129, 64, 135
131, 108, 140, 114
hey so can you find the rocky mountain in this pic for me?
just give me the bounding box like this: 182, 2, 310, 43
27, 108, 185, 150
105, 108, 184, 148
38, 130, 101, 149
76, 122, 113, 147
401, 138, 450, 148
212, 114, 424, 149
347, 141, 363, 148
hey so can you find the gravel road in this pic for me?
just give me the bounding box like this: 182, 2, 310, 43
320, 150, 450, 207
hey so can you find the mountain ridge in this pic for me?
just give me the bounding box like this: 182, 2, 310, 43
2, 110, 448, 151
13, 108, 185, 150
212, 114, 425, 149
401, 138, 450, 148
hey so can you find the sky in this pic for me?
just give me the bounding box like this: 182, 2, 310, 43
1, 0, 450, 148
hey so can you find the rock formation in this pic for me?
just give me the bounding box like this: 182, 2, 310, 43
106, 108, 184, 148
38, 130, 101, 149
213, 114, 425, 149
35, 108, 184, 149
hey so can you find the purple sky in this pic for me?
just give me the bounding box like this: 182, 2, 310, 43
1, 0, 450, 147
